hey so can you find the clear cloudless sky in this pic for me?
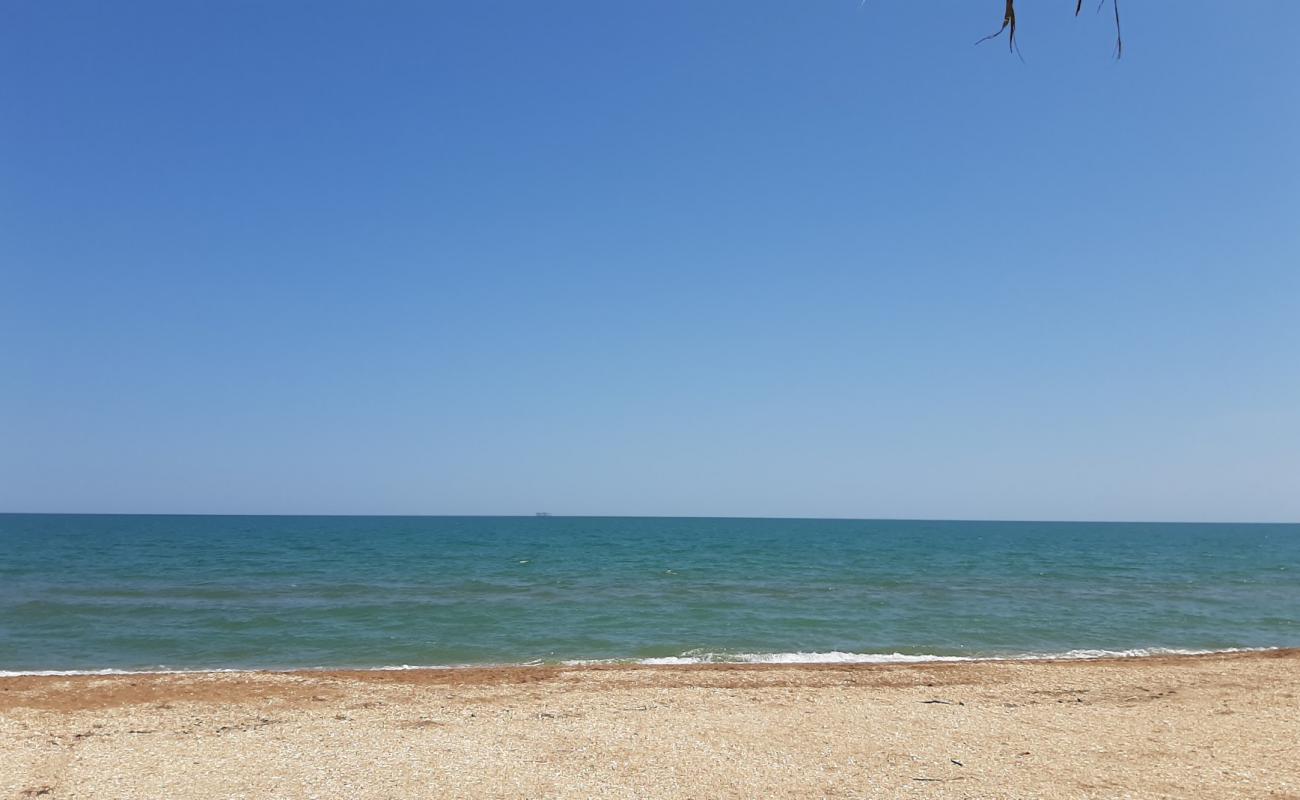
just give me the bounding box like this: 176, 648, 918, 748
2, 1, 1297, 521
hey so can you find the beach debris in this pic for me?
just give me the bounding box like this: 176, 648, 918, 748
20, 787, 53, 797
951, 759, 964, 766
920, 699, 963, 705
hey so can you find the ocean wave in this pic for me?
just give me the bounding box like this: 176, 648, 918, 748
0, 667, 250, 677
0, 646, 1279, 676
563, 646, 1277, 666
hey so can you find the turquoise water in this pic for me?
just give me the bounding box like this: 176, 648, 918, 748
1, 514, 1297, 672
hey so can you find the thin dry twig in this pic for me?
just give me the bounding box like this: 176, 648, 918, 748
979, 0, 1122, 59
975, 0, 1020, 57
1112, 0, 1123, 58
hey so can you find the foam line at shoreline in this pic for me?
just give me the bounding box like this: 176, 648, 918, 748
0, 646, 1282, 677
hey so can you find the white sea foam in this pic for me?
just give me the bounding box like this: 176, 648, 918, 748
0, 667, 250, 677
564, 646, 1277, 667
612, 651, 976, 666
0, 647, 1278, 676
1021, 647, 1268, 661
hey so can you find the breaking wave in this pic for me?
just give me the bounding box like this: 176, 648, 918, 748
0, 647, 1278, 677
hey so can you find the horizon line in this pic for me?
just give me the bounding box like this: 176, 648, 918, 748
1, 511, 1297, 526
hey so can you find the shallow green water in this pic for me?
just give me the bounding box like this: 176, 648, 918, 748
1, 514, 1296, 672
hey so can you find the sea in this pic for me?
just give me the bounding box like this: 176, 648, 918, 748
1, 514, 1297, 674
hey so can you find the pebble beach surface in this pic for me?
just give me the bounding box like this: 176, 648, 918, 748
2, 650, 1298, 799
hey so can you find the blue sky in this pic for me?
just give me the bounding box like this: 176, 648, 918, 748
2, 1, 1297, 521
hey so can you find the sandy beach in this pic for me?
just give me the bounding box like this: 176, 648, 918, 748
2, 650, 1297, 799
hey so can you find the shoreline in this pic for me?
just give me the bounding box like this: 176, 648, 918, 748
4, 649, 1299, 798
1, 644, 1288, 678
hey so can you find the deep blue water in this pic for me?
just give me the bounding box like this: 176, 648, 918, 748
1, 514, 1297, 672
